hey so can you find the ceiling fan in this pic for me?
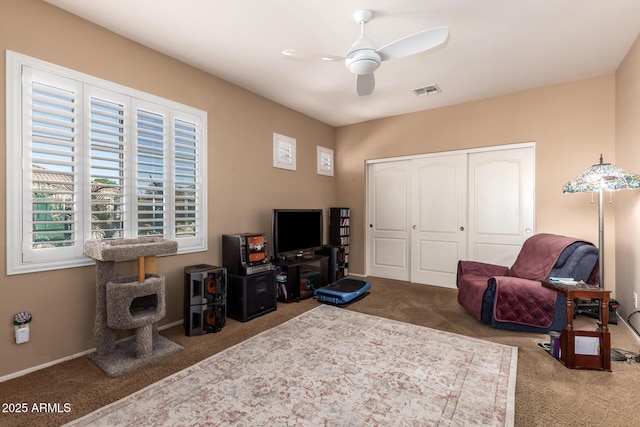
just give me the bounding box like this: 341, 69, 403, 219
282, 9, 449, 96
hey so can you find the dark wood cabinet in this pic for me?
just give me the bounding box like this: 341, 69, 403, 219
274, 255, 328, 302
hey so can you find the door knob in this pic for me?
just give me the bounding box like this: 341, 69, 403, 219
412, 225, 417, 229
460, 226, 465, 231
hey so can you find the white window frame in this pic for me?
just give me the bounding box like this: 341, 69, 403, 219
6, 51, 208, 275
317, 146, 334, 176
272, 133, 296, 171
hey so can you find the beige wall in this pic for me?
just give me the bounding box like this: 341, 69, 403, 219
1, 1, 635, 379
0, 1, 335, 378
336, 75, 616, 283
615, 33, 640, 331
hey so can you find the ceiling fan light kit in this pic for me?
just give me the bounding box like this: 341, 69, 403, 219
282, 9, 449, 96
346, 51, 381, 75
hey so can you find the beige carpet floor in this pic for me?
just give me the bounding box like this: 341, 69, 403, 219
64, 305, 517, 426
1, 277, 640, 426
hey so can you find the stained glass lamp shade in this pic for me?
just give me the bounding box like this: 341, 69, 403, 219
563, 155, 640, 287
562, 155, 640, 193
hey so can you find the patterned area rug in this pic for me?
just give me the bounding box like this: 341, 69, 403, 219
65, 305, 517, 426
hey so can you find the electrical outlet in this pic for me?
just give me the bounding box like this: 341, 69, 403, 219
15, 325, 29, 344
634, 292, 638, 309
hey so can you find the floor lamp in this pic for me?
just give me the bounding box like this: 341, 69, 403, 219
562, 155, 640, 288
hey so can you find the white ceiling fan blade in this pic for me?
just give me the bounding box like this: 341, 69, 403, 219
356, 73, 375, 96
282, 50, 344, 62
377, 26, 449, 61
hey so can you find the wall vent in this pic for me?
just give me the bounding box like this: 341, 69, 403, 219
413, 84, 441, 97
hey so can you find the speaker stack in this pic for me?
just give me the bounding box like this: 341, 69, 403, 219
227, 271, 277, 322
316, 245, 346, 283
184, 264, 227, 336
223, 234, 277, 322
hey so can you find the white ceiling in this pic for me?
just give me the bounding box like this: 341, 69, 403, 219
44, 0, 640, 127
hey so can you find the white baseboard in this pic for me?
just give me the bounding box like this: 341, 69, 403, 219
616, 313, 640, 346
0, 319, 183, 383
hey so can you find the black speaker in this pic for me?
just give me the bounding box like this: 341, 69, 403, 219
316, 245, 345, 283
316, 245, 339, 265
184, 264, 227, 336
185, 302, 226, 336
184, 264, 227, 305
222, 234, 272, 275
227, 271, 277, 322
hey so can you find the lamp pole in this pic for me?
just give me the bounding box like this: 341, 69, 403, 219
598, 188, 604, 288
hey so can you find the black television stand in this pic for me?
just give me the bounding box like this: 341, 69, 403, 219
273, 254, 328, 302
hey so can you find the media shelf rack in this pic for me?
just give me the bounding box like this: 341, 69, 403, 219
273, 254, 328, 302
328, 207, 350, 279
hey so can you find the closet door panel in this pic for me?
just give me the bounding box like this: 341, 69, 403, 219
468, 147, 535, 266
410, 155, 467, 288
367, 161, 411, 280
474, 160, 521, 234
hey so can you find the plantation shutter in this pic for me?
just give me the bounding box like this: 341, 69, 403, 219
273, 133, 296, 170
23, 68, 83, 263
87, 87, 127, 240
134, 101, 168, 237
317, 146, 334, 176
173, 116, 200, 239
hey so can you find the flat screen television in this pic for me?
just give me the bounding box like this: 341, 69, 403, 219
272, 209, 323, 259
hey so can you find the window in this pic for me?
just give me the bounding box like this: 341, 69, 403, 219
317, 146, 334, 176
272, 133, 296, 170
6, 51, 207, 275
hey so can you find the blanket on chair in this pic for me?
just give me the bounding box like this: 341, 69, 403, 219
492, 233, 582, 327
509, 233, 583, 280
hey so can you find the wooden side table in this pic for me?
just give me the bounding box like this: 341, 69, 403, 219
541, 280, 611, 371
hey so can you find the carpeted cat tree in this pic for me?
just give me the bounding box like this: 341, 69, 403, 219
83, 237, 183, 377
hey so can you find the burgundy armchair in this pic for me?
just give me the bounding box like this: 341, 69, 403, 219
456, 233, 599, 332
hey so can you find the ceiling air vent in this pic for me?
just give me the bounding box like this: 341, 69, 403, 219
413, 84, 441, 97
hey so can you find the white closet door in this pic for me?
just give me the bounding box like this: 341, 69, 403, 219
410, 155, 467, 287
367, 161, 411, 280
366, 145, 535, 287
467, 147, 535, 266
